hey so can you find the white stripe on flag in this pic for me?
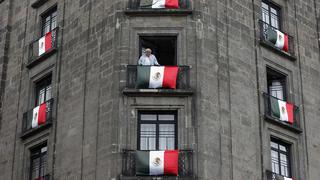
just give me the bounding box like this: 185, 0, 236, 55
149, 151, 164, 175
284, 177, 292, 180
38, 36, 46, 56
152, 0, 166, 8
275, 30, 285, 49
32, 106, 40, 128
149, 66, 164, 88
278, 100, 288, 122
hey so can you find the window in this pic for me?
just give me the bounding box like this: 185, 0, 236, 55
139, 36, 177, 65
267, 68, 287, 101
41, 7, 57, 36
270, 138, 292, 178
138, 111, 177, 150
261, 1, 281, 30
35, 76, 52, 106
30, 143, 48, 180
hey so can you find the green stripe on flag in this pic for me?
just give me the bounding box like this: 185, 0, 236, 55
136, 151, 150, 175
137, 66, 151, 88
266, 28, 277, 44
270, 96, 280, 118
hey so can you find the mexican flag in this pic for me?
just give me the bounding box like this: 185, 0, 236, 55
270, 96, 294, 124
266, 28, 289, 52
137, 66, 179, 89
140, 0, 179, 9
283, 177, 295, 180
32, 103, 47, 128
38, 31, 52, 56
136, 150, 179, 176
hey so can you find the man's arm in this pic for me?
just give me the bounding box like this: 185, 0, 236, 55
138, 56, 143, 65
153, 55, 160, 65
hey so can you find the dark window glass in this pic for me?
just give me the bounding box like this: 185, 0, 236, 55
139, 36, 177, 65
41, 7, 57, 36
270, 138, 291, 178
30, 143, 48, 180
138, 111, 177, 150
267, 68, 287, 101
35, 76, 52, 106
261, 1, 281, 30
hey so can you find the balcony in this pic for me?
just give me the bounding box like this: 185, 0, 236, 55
125, 0, 193, 16
27, 28, 58, 68
123, 65, 193, 97
263, 93, 302, 133
21, 99, 54, 138
121, 150, 194, 179
259, 20, 295, 60
266, 170, 294, 180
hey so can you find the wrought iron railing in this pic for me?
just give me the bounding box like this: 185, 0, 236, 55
259, 20, 294, 56
122, 149, 193, 177
126, 65, 191, 89
266, 170, 294, 180
28, 28, 58, 62
22, 99, 54, 133
263, 93, 300, 129
127, 0, 192, 10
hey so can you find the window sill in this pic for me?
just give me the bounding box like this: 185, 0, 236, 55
31, 0, 49, 8
20, 121, 52, 140
264, 115, 302, 134
123, 88, 194, 97
26, 47, 57, 69
260, 40, 296, 61
120, 175, 195, 180
124, 9, 193, 16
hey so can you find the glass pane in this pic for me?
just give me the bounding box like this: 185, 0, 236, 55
280, 153, 289, 176
140, 114, 157, 121
31, 157, 40, 179
38, 88, 46, 106
271, 150, 280, 174
46, 85, 52, 102
40, 153, 48, 177
270, 80, 284, 100
279, 145, 287, 152
158, 114, 175, 121
140, 124, 156, 150
271, 141, 278, 149
261, 2, 270, 24
271, 7, 278, 15
271, 14, 279, 29
159, 124, 175, 150
51, 14, 57, 30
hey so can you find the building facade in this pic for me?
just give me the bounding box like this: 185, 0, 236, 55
0, 0, 319, 180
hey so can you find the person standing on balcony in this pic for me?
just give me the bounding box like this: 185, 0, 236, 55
138, 48, 160, 66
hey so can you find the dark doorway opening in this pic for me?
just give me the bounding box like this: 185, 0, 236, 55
139, 36, 177, 65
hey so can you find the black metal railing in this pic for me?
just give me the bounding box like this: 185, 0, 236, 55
259, 20, 294, 56
126, 65, 191, 89
263, 93, 300, 128
127, 0, 192, 10
266, 170, 294, 180
29, 28, 58, 62
22, 99, 54, 133
122, 149, 193, 177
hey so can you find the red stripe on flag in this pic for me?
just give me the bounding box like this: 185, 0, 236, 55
164, 150, 178, 175
38, 103, 47, 125
286, 102, 294, 124
163, 66, 179, 89
283, 34, 289, 52
165, 0, 179, 9
45, 31, 52, 52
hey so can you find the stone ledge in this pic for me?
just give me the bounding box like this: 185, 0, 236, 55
265, 115, 302, 134
124, 9, 193, 16
20, 121, 52, 140
123, 89, 194, 97
260, 40, 296, 61
31, 0, 49, 8
26, 48, 57, 69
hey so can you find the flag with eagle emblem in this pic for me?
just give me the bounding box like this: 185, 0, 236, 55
270, 96, 294, 124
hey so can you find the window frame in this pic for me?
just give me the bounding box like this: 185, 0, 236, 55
29, 142, 48, 180
137, 110, 178, 150
40, 6, 57, 36
34, 75, 52, 107
270, 137, 292, 178
261, 0, 282, 30
266, 67, 287, 101
139, 35, 178, 66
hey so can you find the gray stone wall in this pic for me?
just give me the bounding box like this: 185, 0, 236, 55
0, 0, 319, 180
